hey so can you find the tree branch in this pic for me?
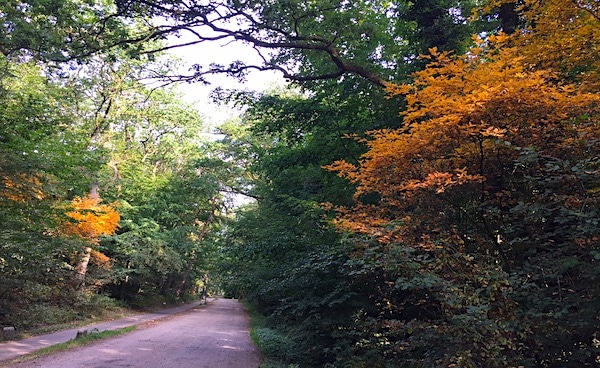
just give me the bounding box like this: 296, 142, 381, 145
47, 1, 390, 87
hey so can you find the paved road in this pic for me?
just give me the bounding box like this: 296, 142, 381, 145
1, 299, 260, 368
0, 300, 206, 362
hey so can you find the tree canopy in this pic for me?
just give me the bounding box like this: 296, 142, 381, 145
1, 0, 599, 366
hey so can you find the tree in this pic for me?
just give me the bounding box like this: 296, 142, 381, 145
325, 12, 600, 368
1, 0, 473, 88
480, 0, 600, 91
0, 28, 222, 321
210, 0, 493, 363
61, 194, 120, 289
215, 79, 405, 366
0, 0, 154, 62
73, 61, 233, 302
0, 56, 118, 328
105, 0, 400, 85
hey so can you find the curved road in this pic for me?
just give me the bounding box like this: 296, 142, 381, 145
5, 299, 260, 368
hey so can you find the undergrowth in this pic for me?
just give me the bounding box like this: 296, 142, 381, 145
244, 302, 301, 368
0, 326, 136, 367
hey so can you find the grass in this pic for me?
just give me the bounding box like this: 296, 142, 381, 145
0, 296, 202, 342
242, 301, 300, 368
243, 301, 268, 349
0, 326, 137, 367
0, 307, 135, 342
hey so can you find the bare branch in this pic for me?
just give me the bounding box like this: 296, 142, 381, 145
49, 0, 390, 87
572, 0, 600, 21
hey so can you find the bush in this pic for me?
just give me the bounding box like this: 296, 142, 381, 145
13, 304, 79, 329
74, 292, 125, 318
129, 292, 168, 310
253, 327, 299, 362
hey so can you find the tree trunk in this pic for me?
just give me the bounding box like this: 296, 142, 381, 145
202, 274, 209, 304
74, 246, 92, 290
74, 182, 100, 289
499, 2, 519, 35
176, 251, 196, 297
175, 197, 217, 297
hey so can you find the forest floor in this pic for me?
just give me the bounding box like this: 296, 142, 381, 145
0, 298, 260, 368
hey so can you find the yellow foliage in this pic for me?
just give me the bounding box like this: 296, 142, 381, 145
477, 0, 600, 91
62, 195, 120, 243
328, 12, 600, 242
90, 249, 112, 270
0, 174, 45, 202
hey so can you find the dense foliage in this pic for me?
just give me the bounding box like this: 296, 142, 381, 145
217, 0, 600, 367
1, 0, 599, 367
0, 0, 225, 329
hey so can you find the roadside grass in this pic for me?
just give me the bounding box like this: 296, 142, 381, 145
1, 295, 204, 342
0, 298, 208, 367
0, 307, 134, 342
0, 326, 136, 367
243, 302, 300, 368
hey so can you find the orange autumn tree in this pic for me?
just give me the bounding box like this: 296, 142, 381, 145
0, 173, 46, 202
326, 17, 600, 368
328, 35, 600, 244
479, 0, 600, 92
62, 194, 120, 289
328, 33, 600, 245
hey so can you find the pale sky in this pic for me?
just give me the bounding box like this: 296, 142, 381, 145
165, 35, 281, 206
166, 34, 283, 125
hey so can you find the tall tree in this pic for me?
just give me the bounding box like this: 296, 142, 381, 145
61, 194, 120, 289
326, 8, 600, 366
0, 0, 154, 61
2, 0, 472, 87
0, 57, 113, 328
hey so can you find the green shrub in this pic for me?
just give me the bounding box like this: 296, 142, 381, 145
253, 327, 299, 362
13, 304, 79, 329
74, 292, 125, 318
129, 292, 168, 310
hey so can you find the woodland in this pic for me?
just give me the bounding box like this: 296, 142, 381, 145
0, 0, 599, 367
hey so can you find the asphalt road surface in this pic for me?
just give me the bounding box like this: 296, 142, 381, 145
4, 298, 260, 368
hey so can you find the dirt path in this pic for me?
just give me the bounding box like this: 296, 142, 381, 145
3, 299, 260, 368
0, 301, 206, 362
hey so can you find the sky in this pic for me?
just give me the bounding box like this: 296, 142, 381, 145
164, 34, 282, 206
166, 34, 283, 126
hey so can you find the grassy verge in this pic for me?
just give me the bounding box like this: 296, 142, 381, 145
0, 307, 134, 342
243, 302, 300, 368
0, 296, 205, 342
0, 326, 136, 367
